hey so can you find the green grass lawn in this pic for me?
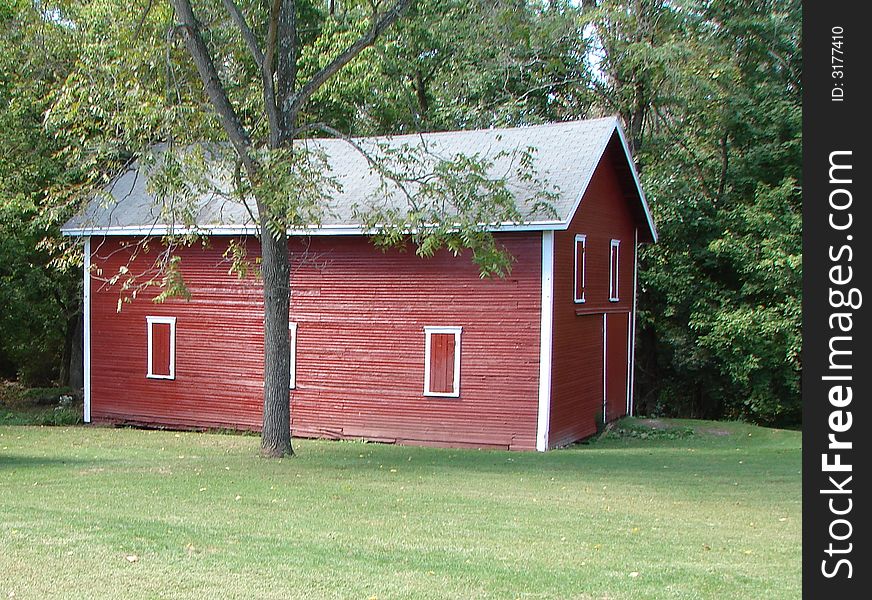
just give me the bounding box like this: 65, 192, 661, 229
0, 419, 800, 599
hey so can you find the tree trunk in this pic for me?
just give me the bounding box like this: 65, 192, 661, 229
171, 0, 412, 457
414, 70, 429, 116
259, 226, 293, 457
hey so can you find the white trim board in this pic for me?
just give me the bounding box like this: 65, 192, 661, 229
602, 313, 608, 423
289, 322, 298, 389
60, 220, 567, 238
83, 237, 92, 423
625, 311, 632, 416
629, 228, 639, 415
423, 326, 462, 398
536, 231, 555, 452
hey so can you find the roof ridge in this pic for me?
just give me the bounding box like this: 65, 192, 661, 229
311, 116, 620, 145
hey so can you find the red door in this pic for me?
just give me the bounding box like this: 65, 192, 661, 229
605, 312, 630, 422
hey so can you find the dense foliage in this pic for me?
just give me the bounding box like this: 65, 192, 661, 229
0, 0, 801, 425
0, 1, 79, 383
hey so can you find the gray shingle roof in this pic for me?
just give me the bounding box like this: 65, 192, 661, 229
61, 116, 656, 240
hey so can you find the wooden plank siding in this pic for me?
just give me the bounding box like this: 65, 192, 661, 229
88, 233, 542, 450
287, 235, 541, 450
548, 141, 639, 447
89, 237, 265, 431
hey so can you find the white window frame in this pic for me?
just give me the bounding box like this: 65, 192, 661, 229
289, 322, 298, 390
423, 326, 462, 398
609, 239, 621, 302
146, 316, 176, 380
574, 234, 587, 303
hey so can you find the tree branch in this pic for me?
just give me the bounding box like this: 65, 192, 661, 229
221, 0, 283, 145
274, 0, 298, 142
170, 0, 257, 175
134, 0, 155, 38
264, 0, 283, 79
285, 0, 412, 119
221, 0, 265, 68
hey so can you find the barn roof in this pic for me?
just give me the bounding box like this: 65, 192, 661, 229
61, 116, 657, 242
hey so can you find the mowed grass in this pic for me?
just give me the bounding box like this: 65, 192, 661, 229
0, 419, 800, 599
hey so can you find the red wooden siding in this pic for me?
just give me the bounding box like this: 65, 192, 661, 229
88, 233, 542, 450
287, 234, 541, 450
89, 237, 265, 430
150, 322, 172, 377
605, 312, 630, 422
428, 333, 456, 394
549, 139, 640, 447
548, 314, 603, 448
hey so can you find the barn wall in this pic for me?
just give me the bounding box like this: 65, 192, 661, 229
89, 236, 266, 431
88, 233, 542, 450
287, 234, 542, 450
549, 143, 638, 447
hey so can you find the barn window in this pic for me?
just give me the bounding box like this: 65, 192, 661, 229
147, 316, 176, 379
424, 326, 462, 397
289, 322, 298, 390
609, 239, 621, 301
574, 234, 587, 303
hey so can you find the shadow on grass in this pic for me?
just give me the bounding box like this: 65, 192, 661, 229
0, 454, 108, 470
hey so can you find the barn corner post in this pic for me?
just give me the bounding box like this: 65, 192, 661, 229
82, 236, 92, 424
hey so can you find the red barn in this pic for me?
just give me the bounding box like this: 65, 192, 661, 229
63, 117, 656, 451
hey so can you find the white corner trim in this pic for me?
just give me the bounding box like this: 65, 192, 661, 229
423, 326, 462, 398
629, 228, 639, 415
573, 234, 586, 304
83, 237, 92, 423
602, 313, 608, 423
289, 322, 298, 389
625, 311, 632, 416
146, 316, 177, 379
536, 231, 555, 452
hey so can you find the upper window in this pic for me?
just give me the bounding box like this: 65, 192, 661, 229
424, 326, 462, 397
289, 322, 298, 390
147, 316, 176, 379
609, 239, 621, 302
574, 234, 586, 303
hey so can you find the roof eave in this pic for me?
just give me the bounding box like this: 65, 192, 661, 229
613, 122, 658, 243
59, 220, 568, 238
559, 118, 658, 244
